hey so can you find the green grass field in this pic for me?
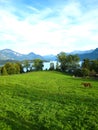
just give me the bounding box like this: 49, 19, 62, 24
0, 71, 98, 130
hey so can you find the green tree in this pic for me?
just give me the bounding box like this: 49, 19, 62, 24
57, 52, 80, 72
16, 62, 23, 73
82, 68, 90, 77
4, 62, 15, 75
14, 63, 20, 74
66, 54, 80, 70
82, 59, 90, 70
1, 62, 23, 75
81, 59, 98, 76
74, 69, 82, 77
1, 66, 8, 75
56, 62, 60, 71
23, 60, 30, 72
0, 67, 1, 75
57, 52, 67, 71
33, 59, 44, 71
49, 62, 54, 70
90, 60, 98, 73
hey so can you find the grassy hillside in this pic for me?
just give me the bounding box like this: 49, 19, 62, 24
0, 71, 98, 130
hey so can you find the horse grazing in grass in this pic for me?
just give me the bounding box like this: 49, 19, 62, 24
81, 82, 92, 88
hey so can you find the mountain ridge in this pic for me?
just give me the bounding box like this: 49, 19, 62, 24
0, 48, 98, 61
78, 48, 98, 60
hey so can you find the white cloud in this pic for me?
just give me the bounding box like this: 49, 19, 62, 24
0, 0, 98, 55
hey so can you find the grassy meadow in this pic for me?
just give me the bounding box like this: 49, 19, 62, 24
0, 71, 98, 130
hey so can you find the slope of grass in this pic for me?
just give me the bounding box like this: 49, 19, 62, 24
0, 71, 98, 130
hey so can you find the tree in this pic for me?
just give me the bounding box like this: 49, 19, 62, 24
14, 63, 21, 74
1, 62, 23, 75
81, 68, 90, 77
90, 60, 98, 73
66, 54, 80, 71
4, 62, 15, 75
16, 62, 23, 73
57, 52, 67, 71
33, 59, 44, 71
49, 62, 54, 70
82, 59, 90, 70
56, 62, 60, 71
1, 66, 8, 75
81, 59, 98, 76
0, 67, 1, 75
23, 60, 30, 72
74, 69, 82, 77
57, 52, 80, 72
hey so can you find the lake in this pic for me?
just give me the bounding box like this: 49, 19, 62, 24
0, 61, 82, 72
43, 61, 58, 70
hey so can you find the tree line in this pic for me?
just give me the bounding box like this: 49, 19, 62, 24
78, 58, 98, 77
0, 52, 98, 77
0, 62, 23, 75
0, 59, 44, 75
57, 52, 98, 77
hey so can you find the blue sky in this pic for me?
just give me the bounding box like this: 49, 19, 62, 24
0, 0, 98, 55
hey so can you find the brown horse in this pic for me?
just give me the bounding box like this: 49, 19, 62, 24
81, 82, 92, 88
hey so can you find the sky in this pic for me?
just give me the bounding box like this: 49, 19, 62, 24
0, 0, 98, 55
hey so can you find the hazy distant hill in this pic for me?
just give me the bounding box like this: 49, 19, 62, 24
23, 52, 44, 61
43, 54, 57, 61
0, 48, 98, 62
69, 49, 94, 54
78, 48, 98, 60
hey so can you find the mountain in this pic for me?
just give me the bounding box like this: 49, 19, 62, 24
43, 54, 57, 61
69, 49, 94, 54
25, 52, 44, 60
43, 49, 94, 61
0, 48, 98, 62
0, 49, 43, 61
0, 49, 23, 60
78, 48, 98, 60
